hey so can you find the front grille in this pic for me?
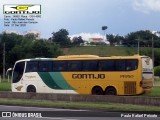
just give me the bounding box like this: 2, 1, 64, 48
124, 81, 136, 95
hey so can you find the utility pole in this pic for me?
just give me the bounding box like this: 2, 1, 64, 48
3, 43, 5, 80
152, 36, 154, 67
137, 37, 140, 55
138, 38, 140, 55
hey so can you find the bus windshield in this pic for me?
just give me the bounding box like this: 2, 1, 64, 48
12, 61, 25, 83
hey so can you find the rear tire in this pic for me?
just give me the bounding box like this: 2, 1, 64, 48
27, 85, 36, 93
92, 86, 103, 95
105, 87, 117, 95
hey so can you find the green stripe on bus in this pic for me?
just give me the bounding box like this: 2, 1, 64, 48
38, 72, 74, 90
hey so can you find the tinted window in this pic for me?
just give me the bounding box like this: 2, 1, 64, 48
115, 60, 126, 71
39, 61, 52, 72
82, 61, 98, 71
126, 59, 138, 71
99, 60, 115, 71
53, 61, 67, 71
13, 61, 25, 83
68, 61, 81, 71
98, 59, 138, 71
25, 61, 39, 72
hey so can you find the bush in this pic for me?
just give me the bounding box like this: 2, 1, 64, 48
154, 66, 160, 76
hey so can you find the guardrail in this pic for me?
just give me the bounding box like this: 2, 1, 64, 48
0, 92, 160, 106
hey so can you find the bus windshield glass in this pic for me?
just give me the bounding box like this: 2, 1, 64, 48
12, 61, 25, 83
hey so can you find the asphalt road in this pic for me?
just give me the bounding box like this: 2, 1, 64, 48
0, 105, 159, 120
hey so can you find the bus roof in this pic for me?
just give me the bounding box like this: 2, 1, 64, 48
15, 58, 53, 62
15, 54, 150, 63
55, 54, 148, 60
57, 55, 99, 59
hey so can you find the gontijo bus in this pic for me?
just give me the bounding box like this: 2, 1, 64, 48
11, 55, 153, 95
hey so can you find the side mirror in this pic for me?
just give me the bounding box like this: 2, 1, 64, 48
6, 68, 13, 76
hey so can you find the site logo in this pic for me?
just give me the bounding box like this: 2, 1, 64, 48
3, 4, 41, 14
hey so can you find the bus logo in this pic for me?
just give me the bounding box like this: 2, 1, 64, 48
3, 4, 41, 14
11, 5, 33, 11
15, 86, 23, 91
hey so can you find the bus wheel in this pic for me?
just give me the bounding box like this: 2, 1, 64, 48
27, 85, 36, 93
105, 87, 117, 95
92, 86, 103, 95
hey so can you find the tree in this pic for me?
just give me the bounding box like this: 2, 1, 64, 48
107, 34, 124, 46
24, 33, 37, 40
30, 40, 52, 57
124, 30, 159, 47
51, 29, 71, 47
72, 36, 84, 46
0, 32, 63, 73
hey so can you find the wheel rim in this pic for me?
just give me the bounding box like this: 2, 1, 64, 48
105, 88, 116, 95
92, 87, 103, 95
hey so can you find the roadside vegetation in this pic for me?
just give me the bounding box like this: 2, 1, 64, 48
0, 80, 11, 91
0, 99, 160, 111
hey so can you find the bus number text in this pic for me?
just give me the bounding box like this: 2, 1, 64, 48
120, 75, 134, 78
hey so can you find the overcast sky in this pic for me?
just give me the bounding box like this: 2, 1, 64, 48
1, 0, 160, 40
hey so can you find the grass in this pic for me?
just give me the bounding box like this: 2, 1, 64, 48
63, 46, 160, 57
0, 99, 160, 111
154, 78, 160, 85
143, 79, 160, 97
143, 86, 160, 97
64, 46, 138, 56
0, 80, 11, 91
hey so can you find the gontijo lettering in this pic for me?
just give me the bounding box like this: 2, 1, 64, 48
3, 5, 41, 14
72, 74, 105, 79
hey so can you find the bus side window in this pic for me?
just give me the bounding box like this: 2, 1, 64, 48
82, 61, 98, 71
115, 60, 126, 71
98, 60, 115, 71
39, 61, 52, 72
68, 61, 81, 71
26, 61, 39, 72
126, 59, 138, 71
53, 61, 67, 71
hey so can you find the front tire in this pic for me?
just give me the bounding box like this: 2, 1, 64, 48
27, 85, 36, 93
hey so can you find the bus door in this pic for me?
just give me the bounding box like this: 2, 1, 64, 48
141, 57, 154, 90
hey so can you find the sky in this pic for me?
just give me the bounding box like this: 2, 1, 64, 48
0, 0, 160, 40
